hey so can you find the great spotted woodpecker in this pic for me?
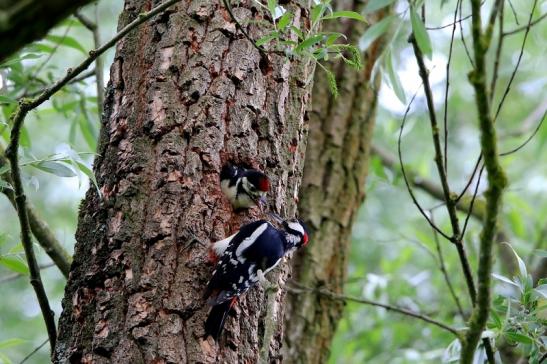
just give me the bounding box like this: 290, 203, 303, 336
220, 164, 270, 210
204, 218, 309, 340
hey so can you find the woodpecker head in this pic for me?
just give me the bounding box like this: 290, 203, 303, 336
282, 219, 309, 249
241, 171, 270, 207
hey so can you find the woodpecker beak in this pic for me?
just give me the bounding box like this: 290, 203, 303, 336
257, 196, 267, 212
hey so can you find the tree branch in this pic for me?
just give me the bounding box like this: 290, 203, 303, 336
287, 284, 461, 338
460, 0, 508, 362
409, 33, 477, 306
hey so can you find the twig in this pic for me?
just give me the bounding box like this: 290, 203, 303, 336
19, 338, 49, 364
0, 263, 56, 284
499, 110, 546, 157
494, 0, 539, 122
442, 0, 461, 173
489, 0, 504, 101
6, 102, 58, 352
288, 284, 461, 337
460, 165, 485, 239
460, 0, 508, 362
430, 214, 465, 318
397, 85, 452, 241
506, 0, 519, 25
503, 12, 547, 36
221, 0, 268, 58
409, 34, 477, 304
458, 0, 474, 67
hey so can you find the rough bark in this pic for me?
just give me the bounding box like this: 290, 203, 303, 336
54, 1, 313, 362
284, 3, 387, 363
0, 0, 93, 61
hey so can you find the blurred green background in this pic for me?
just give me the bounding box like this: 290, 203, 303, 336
0, 1, 545, 363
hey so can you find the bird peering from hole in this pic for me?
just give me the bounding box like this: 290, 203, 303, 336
220, 163, 270, 210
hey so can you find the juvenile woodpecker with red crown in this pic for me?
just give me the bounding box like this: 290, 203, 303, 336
220, 163, 270, 210
204, 218, 309, 340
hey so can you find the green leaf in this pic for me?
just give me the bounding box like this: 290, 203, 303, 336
533, 284, 547, 299
267, 0, 277, 17
0, 256, 29, 274
321, 11, 366, 22
325, 32, 344, 46
492, 273, 520, 289
290, 26, 304, 40
410, 8, 432, 59
295, 35, 324, 53
364, 0, 397, 14
46, 35, 87, 55
0, 338, 26, 350
31, 160, 77, 177
385, 50, 406, 103
359, 16, 394, 51
311, 4, 326, 25
277, 11, 292, 30
504, 332, 534, 344
0, 95, 16, 104
501, 242, 527, 280
256, 32, 279, 47
490, 309, 503, 329
76, 161, 100, 196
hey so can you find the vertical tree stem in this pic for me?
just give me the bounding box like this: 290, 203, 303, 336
459, 0, 507, 362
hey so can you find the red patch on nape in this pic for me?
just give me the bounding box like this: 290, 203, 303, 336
258, 176, 270, 192
303, 233, 309, 246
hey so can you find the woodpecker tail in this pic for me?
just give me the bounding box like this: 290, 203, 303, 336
204, 298, 236, 340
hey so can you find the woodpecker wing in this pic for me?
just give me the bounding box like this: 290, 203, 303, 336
204, 220, 285, 305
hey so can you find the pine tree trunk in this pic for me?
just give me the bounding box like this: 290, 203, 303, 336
283, 3, 388, 362
54, 1, 313, 362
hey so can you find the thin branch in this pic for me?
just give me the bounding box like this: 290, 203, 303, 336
506, 0, 520, 25
499, 110, 546, 157
460, 165, 485, 239
489, 0, 504, 100
442, 0, 461, 173
458, 0, 474, 68
6, 103, 57, 352
0, 263, 56, 284
430, 214, 465, 318
409, 33, 477, 304
19, 338, 49, 364
288, 284, 461, 337
503, 12, 547, 36
460, 0, 509, 361
397, 86, 452, 241
494, 0, 539, 122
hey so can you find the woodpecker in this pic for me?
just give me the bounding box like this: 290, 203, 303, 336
204, 218, 309, 340
220, 164, 270, 210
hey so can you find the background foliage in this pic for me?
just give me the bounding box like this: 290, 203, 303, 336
0, 0, 545, 363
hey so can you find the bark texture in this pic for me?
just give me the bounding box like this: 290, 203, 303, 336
284, 3, 387, 363
54, 1, 313, 362
0, 0, 93, 61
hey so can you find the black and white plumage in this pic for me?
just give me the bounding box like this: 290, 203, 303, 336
220, 164, 270, 210
204, 219, 308, 340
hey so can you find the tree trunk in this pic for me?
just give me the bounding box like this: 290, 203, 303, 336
284, 3, 388, 363
54, 1, 313, 362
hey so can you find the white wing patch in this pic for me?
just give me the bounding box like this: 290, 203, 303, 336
235, 223, 268, 262
212, 232, 237, 256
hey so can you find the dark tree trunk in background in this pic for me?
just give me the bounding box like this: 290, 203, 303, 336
0, 0, 93, 61
54, 0, 313, 362
284, 3, 388, 362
